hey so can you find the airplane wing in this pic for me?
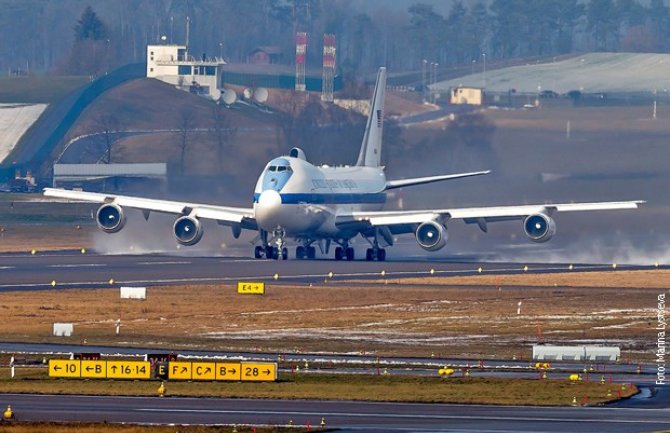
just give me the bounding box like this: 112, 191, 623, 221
384, 170, 491, 190
337, 201, 644, 235
43, 188, 257, 230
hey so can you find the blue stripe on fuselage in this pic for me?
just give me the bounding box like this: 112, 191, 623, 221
253, 192, 386, 204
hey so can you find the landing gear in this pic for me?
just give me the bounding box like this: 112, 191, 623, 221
254, 229, 288, 260
296, 245, 316, 260
334, 246, 355, 261
365, 247, 386, 261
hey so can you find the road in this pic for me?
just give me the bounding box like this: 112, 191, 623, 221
2, 393, 669, 432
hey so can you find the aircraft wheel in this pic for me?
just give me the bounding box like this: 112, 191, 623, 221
296, 246, 305, 260
334, 247, 343, 261
281, 247, 288, 260
345, 247, 355, 261
254, 246, 264, 259
377, 248, 386, 261
307, 246, 316, 259
265, 246, 275, 260
365, 248, 374, 261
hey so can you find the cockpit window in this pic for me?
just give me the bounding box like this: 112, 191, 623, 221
269, 166, 277, 171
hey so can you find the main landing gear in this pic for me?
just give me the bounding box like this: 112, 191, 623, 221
365, 247, 386, 261
334, 246, 355, 261
295, 245, 316, 260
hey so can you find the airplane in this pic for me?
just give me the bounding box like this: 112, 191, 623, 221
44, 67, 643, 261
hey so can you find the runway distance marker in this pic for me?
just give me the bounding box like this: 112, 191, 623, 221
49, 359, 81, 378
191, 362, 216, 380
241, 362, 277, 381
106, 361, 150, 379
81, 360, 106, 378
168, 361, 192, 380
216, 362, 242, 381
237, 281, 265, 295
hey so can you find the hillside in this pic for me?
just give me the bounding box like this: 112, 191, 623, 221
0, 76, 88, 103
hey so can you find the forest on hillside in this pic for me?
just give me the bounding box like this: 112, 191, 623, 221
1, 0, 670, 78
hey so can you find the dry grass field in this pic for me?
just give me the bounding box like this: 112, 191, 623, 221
0, 270, 665, 361
0, 424, 297, 433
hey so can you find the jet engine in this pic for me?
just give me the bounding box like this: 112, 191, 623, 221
415, 221, 448, 251
96, 203, 126, 233
523, 213, 556, 243
173, 215, 204, 246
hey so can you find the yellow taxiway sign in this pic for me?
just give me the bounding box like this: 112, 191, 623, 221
215, 362, 242, 381
49, 360, 81, 378
106, 361, 151, 379
241, 362, 277, 381
237, 281, 265, 295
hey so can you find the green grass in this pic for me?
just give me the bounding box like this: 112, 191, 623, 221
0, 368, 636, 406
0, 76, 88, 103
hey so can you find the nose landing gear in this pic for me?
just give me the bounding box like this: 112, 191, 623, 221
254, 229, 288, 260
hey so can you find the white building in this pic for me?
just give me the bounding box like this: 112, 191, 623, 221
146, 44, 225, 100
450, 87, 484, 105
532, 345, 620, 362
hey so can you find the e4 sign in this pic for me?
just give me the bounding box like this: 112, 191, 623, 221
237, 281, 265, 295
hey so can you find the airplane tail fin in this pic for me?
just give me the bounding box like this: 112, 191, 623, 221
356, 67, 386, 167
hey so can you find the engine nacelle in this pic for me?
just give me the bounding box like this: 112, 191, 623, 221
415, 221, 448, 251
173, 215, 204, 246
96, 203, 126, 233
523, 213, 556, 243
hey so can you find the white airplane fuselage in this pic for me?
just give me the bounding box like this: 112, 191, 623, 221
253, 156, 386, 238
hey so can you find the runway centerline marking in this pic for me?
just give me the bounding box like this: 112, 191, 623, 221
47, 264, 107, 268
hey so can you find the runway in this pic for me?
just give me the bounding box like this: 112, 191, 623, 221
2, 393, 669, 432
0, 250, 659, 291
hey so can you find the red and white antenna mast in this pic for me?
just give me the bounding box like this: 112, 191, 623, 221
295, 32, 307, 92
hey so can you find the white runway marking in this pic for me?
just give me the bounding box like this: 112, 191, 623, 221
47, 264, 107, 268
136, 408, 670, 424
137, 261, 192, 266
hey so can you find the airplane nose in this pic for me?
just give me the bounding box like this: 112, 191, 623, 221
256, 189, 282, 229
258, 189, 281, 208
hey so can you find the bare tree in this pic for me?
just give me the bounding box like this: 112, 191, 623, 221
94, 113, 121, 164
272, 90, 309, 150
210, 103, 237, 171
176, 108, 195, 174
